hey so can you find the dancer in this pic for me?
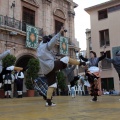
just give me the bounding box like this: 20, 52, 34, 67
0, 50, 11, 88
3, 66, 15, 98
63, 65, 80, 98
2, 66, 23, 98
105, 50, 120, 80
37, 27, 83, 106
80, 48, 106, 101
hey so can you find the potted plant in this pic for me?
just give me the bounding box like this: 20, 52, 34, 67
57, 71, 66, 95
25, 58, 39, 97
0, 54, 16, 98
2, 54, 16, 68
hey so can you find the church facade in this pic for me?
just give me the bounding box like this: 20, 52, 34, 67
0, 0, 79, 69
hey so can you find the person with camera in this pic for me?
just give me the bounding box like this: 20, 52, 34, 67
37, 27, 85, 107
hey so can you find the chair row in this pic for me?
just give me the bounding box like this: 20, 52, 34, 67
67, 85, 85, 96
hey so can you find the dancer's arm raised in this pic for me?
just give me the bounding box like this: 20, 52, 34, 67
98, 45, 106, 61
105, 58, 113, 63
79, 55, 88, 62
0, 50, 10, 60
47, 27, 65, 50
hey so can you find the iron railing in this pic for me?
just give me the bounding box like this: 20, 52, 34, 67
0, 15, 43, 36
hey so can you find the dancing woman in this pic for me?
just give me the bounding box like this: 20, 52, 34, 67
37, 27, 84, 106
80, 49, 106, 101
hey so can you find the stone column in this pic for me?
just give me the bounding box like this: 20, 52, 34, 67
42, 0, 52, 35
68, 4, 75, 44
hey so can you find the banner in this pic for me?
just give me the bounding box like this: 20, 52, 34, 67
60, 36, 68, 55
26, 25, 38, 49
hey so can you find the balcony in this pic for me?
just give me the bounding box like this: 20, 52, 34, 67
0, 15, 43, 36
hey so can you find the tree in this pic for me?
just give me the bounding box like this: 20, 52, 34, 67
25, 58, 40, 90
2, 54, 16, 67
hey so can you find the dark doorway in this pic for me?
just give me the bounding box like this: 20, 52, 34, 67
16, 55, 34, 68
55, 20, 64, 36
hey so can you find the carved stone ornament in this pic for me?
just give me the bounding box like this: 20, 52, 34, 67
21, 0, 39, 7
54, 9, 66, 19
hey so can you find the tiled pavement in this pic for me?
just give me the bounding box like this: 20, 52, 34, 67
0, 96, 120, 120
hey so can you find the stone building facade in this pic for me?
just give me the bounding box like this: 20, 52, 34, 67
0, 0, 79, 68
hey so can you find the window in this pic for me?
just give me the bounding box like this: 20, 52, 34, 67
101, 51, 111, 69
55, 20, 64, 36
98, 9, 108, 20
101, 78, 114, 91
99, 29, 110, 47
22, 7, 35, 26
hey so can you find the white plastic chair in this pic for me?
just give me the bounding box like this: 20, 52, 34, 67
74, 85, 79, 96
78, 85, 83, 95
68, 85, 71, 95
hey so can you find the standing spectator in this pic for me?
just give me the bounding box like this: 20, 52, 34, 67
15, 70, 24, 98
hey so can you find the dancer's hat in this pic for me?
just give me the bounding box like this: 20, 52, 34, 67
14, 67, 23, 71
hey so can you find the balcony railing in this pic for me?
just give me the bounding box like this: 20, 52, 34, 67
0, 15, 43, 36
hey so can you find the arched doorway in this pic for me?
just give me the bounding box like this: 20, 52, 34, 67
16, 55, 35, 68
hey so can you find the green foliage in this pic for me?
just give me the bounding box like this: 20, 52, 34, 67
25, 58, 40, 90
57, 71, 66, 91
2, 54, 16, 67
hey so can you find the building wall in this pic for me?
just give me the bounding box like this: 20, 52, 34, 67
0, 0, 79, 59
87, 1, 120, 93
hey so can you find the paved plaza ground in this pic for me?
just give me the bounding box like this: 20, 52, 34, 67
0, 96, 120, 120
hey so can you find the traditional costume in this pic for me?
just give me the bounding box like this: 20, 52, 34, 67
3, 66, 15, 98
34, 76, 48, 100
80, 51, 106, 101
15, 71, 24, 98
37, 28, 84, 106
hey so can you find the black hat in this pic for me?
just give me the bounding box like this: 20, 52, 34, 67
43, 35, 52, 43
